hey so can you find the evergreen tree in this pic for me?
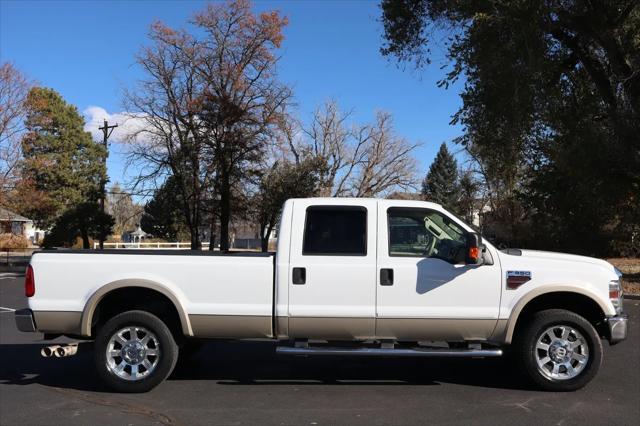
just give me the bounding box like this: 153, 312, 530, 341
44, 202, 115, 249
422, 143, 458, 208
140, 176, 190, 241
21, 87, 107, 228
255, 157, 325, 252
455, 171, 480, 224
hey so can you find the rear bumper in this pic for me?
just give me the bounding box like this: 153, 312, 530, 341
15, 308, 36, 332
606, 314, 628, 344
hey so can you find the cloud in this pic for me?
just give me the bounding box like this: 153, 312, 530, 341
83, 106, 150, 145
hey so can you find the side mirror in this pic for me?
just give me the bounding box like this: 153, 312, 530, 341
465, 232, 484, 265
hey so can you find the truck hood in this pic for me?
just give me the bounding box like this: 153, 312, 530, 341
509, 249, 619, 278
518, 249, 610, 268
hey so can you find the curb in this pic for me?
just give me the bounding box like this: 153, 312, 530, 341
624, 295, 640, 300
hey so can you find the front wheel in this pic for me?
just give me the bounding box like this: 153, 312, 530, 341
515, 309, 603, 391
94, 310, 179, 393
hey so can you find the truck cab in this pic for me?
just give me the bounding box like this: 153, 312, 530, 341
276, 198, 502, 342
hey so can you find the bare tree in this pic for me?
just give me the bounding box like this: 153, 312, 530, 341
123, 22, 212, 249
302, 100, 419, 197
132, 1, 291, 251
0, 63, 30, 201
304, 101, 356, 196
351, 111, 418, 197
107, 184, 143, 236
193, 0, 291, 251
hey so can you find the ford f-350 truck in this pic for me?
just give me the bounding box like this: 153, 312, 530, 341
15, 198, 628, 392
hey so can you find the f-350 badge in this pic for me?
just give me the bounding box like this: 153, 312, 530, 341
506, 271, 532, 289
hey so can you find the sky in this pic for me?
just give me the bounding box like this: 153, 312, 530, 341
0, 0, 465, 191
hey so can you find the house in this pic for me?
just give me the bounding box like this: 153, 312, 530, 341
0, 207, 44, 244
198, 220, 277, 250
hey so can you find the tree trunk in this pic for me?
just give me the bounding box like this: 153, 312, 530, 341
209, 216, 217, 251
219, 173, 231, 252
81, 228, 90, 249
190, 228, 201, 250
262, 221, 276, 253
260, 222, 269, 252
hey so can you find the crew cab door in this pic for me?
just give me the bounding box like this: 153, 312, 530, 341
288, 199, 377, 340
375, 200, 501, 341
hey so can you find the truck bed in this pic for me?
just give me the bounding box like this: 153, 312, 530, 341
28, 250, 276, 339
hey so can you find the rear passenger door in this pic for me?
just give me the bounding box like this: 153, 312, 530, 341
287, 199, 377, 340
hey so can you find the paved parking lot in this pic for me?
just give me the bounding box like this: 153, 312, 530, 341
1, 273, 638, 425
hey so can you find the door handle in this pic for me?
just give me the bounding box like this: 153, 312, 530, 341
292, 267, 306, 285
380, 268, 394, 286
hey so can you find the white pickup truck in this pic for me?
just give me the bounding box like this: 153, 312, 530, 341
16, 198, 627, 392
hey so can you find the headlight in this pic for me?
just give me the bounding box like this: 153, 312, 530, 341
609, 279, 623, 314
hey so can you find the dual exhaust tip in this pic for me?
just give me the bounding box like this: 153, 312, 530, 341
40, 344, 78, 358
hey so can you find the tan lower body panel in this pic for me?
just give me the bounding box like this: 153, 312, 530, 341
288, 317, 375, 340
489, 319, 509, 343
33, 311, 82, 334
276, 316, 289, 339
376, 318, 498, 341
189, 315, 272, 338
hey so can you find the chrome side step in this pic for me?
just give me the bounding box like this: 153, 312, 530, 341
276, 346, 503, 358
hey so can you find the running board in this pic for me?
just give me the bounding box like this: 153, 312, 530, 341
276, 346, 503, 358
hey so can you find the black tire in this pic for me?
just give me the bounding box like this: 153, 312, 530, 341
515, 309, 603, 391
94, 310, 179, 393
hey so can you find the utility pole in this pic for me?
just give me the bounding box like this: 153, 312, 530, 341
98, 119, 118, 249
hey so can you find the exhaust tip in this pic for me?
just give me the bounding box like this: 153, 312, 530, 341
52, 344, 79, 358
40, 345, 59, 357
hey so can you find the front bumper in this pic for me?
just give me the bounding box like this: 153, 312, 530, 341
15, 308, 36, 332
606, 313, 628, 344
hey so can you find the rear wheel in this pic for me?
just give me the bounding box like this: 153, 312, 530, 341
515, 309, 602, 391
94, 310, 178, 393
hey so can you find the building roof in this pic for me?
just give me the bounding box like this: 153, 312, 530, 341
129, 225, 148, 237
0, 207, 31, 222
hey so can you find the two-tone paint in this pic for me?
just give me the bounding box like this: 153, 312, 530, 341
22, 198, 623, 345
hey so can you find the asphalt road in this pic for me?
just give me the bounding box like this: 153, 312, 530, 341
1, 273, 638, 426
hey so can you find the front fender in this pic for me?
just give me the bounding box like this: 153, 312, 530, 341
497, 285, 613, 344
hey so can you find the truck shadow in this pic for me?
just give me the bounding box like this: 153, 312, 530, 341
0, 341, 532, 392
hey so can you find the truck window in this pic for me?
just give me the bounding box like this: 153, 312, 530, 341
387, 207, 466, 264
303, 206, 367, 256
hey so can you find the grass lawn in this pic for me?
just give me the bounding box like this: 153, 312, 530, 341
607, 258, 640, 296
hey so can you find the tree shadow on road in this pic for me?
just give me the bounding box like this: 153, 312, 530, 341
0, 340, 533, 392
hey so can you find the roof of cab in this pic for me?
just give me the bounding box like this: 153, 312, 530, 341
288, 197, 445, 210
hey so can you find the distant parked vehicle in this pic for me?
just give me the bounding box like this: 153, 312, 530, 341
16, 198, 627, 392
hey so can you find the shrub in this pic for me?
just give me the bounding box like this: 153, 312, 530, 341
0, 233, 30, 250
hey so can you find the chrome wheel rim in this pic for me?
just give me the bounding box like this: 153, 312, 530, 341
106, 326, 160, 381
535, 325, 589, 381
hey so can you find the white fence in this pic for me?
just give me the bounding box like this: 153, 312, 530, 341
94, 242, 211, 250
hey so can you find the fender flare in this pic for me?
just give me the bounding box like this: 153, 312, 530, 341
502, 285, 612, 344
80, 278, 193, 337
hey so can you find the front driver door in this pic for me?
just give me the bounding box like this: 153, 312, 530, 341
375, 201, 501, 341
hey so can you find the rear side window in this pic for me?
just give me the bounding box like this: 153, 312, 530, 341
303, 206, 367, 256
